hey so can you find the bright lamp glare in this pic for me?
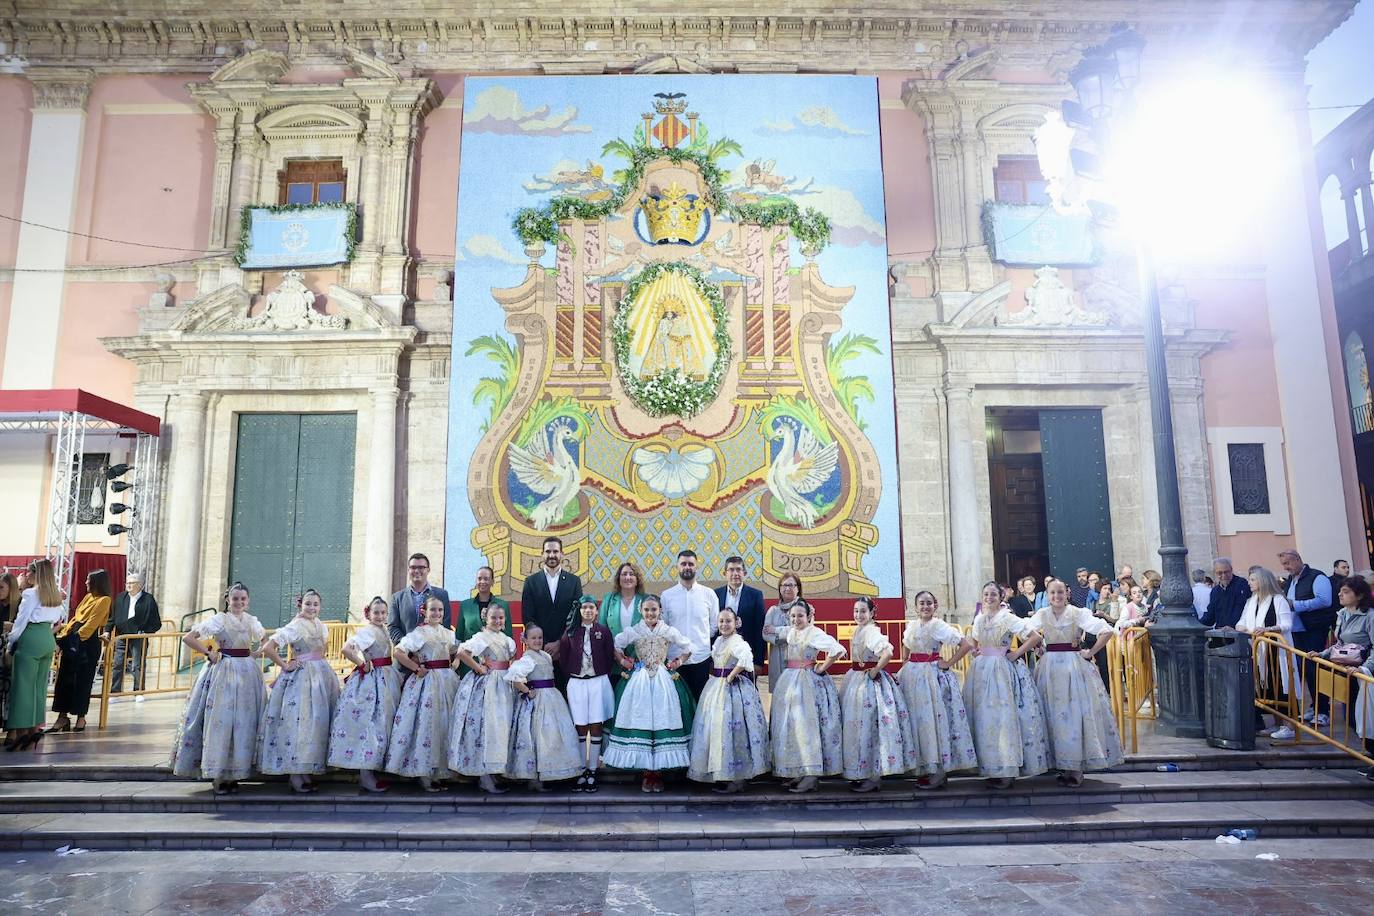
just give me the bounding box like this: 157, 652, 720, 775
1111, 78, 1285, 257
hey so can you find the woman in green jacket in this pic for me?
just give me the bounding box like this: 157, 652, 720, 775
598, 562, 646, 639
455, 566, 512, 642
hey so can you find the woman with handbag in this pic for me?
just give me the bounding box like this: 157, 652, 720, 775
49, 569, 112, 734
1319, 576, 1374, 773
1236, 566, 1295, 738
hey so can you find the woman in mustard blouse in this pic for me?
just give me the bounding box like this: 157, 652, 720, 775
50, 569, 112, 733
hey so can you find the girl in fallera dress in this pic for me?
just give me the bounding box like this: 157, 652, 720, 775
171, 583, 268, 795
840, 597, 919, 793
385, 596, 459, 792
328, 596, 402, 793
687, 608, 771, 793
768, 600, 847, 794
258, 589, 341, 794
896, 590, 978, 788
1028, 579, 1124, 786
505, 625, 584, 791
559, 594, 617, 792
964, 581, 1051, 789
603, 594, 696, 793
448, 603, 518, 794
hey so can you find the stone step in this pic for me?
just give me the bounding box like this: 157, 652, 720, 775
3, 797, 1373, 851
2, 768, 1371, 817
0, 743, 1360, 784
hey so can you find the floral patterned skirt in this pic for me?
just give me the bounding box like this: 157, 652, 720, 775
506, 687, 584, 781
687, 673, 770, 783
604, 666, 696, 771
963, 655, 1051, 779
897, 661, 979, 775
769, 668, 843, 778
1033, 652, 1125, 772
384, 668, 459, 778
169, 655, 266, 781
838, 668, 920, 779
257, 659, 340, 776
327, 665, 402, 771
447, 670, 517, 776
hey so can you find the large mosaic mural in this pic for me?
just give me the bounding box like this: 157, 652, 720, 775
446, 75, 900, 598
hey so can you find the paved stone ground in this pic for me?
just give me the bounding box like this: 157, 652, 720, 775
1, 838, 1370, 914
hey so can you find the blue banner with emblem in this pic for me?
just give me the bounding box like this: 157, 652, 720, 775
236, 203, 357, 269
983, 202, 1098, 267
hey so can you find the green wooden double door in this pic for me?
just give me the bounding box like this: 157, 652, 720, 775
228, 413, 356, 627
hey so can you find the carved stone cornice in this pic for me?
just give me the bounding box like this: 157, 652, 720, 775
0, 2, 1355, 74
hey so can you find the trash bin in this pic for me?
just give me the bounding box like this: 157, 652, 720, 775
1204, 628, 1256, 750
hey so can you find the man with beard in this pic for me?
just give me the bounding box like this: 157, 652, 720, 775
660, 549, 719, 700
520, 536, 582, 691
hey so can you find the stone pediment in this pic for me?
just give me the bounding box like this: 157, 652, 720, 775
209, 49, 289, 85
257, 103, 365, 138
167, 279, 396, 335
344, 46, 406, 82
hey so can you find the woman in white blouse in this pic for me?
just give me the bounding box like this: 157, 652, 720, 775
258, 589, 341, 793
839, 597, 919, 792
328, 596, 402, 792
170, 583, 268, 794
5, 560, 64, 752
1236, 565, 1294, 739
1027, 579, 1124, 787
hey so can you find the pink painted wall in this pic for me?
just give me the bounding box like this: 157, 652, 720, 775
68, 75, 215, 266
52, 283, 140, 402
411, 72, 464, 281
0, 77, 34, 383
876, 72, 935, 297
1188, 275, 1293, 563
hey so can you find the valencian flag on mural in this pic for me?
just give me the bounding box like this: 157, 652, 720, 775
446, 75, 900, 598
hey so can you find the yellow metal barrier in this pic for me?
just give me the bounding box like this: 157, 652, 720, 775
1251, 631, 1373, 765
1106, 626, 1155, 755
96, 620, 364, 729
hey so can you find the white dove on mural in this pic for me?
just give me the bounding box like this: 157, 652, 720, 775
632, 445, 715, 499
507, 418, 581, 530
766, 419, 839, 529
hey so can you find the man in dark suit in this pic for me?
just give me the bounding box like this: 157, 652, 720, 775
105, 572, 161, 692
715, 555, 766, 668
388, 552, 453, 643
520, 536, 582, 689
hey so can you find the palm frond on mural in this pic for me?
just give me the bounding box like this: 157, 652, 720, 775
466, 334, 521, 432
825, 332, 882, 430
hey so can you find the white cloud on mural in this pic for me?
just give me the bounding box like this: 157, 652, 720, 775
787, 185, 885, 247
461, 234, 526, 264
762, 105, 870, 137
463, 86, 592, 135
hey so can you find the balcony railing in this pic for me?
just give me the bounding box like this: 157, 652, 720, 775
1355, 401, 1374, 435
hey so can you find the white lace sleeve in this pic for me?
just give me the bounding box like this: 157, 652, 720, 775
270, 617, 303, 648
396, 629, 426, 654
504, 654, 538, 684
728, 636, 755, 671
933, 620, 964, 646
191, 612, 224, 640
809, 628, 847, 657
1076, 607, 1112, 637
344, 628, 376, 655
613, 626, 637, 651
859, 625, 892, 658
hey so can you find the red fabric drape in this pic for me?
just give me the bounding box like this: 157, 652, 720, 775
0, 552, 127, 608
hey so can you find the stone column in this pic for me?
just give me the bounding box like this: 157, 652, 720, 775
359, 115, 386, 249
206, 111, 237, 250
1, 69, 92, 389
363, 387, 399, 600
1342, 183, 1364, 255
1357, 168, 1374, 256
162, 393, 209, 617
944, 382, 984, 611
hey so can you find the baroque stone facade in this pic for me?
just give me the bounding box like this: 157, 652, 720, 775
0, 0, 1356, 617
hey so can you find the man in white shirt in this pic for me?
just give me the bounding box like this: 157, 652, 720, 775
660, 549, 719, 700
1190, 569, 1212, 621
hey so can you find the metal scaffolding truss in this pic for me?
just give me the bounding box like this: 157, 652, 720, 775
0, 390, 161, 601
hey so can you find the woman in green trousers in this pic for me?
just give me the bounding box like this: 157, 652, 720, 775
5, 559, 64, 751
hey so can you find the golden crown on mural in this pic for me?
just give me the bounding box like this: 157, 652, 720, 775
641, 181, 708, 244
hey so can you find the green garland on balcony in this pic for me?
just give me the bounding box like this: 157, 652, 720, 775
233, 202, 359, 267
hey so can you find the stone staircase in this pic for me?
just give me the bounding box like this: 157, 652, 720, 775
3, 751, 1372, 852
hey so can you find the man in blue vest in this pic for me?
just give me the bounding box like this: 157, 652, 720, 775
1278, 548, 1336, 727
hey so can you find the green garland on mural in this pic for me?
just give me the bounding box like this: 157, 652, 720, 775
612, 261, 732, 418
233, 202, 359, 267
511, 143, 832, 253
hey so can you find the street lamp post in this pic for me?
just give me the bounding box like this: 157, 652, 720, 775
1064, 28, 1208, 738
